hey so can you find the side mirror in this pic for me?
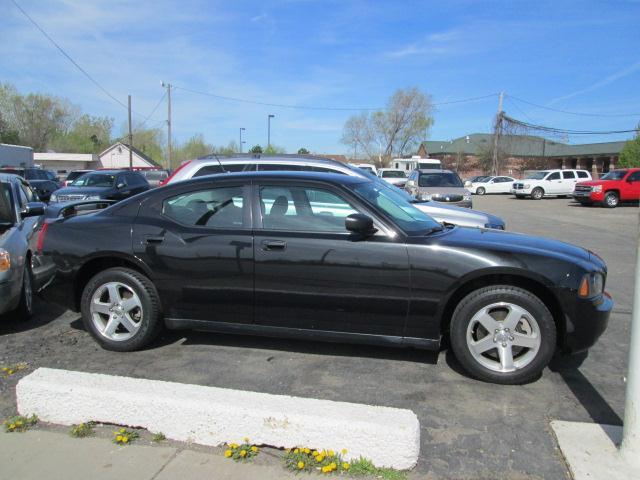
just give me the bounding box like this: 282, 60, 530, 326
406, 180, 415, 187
21, 202, 46, 218
345, 213, 377, 236
116, 182, 126, 189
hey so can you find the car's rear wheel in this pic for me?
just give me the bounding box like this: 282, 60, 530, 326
15, 263, 34, 321
476, 187, 486, 195
449, 285, 556, 384
81, 268, 162, 351
604, 191, 619, 208
531, 187, 544, 200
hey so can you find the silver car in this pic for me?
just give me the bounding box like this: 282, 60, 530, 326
164, 155, 503, 229
405, 169, 473, 208
0, 174, 55, 319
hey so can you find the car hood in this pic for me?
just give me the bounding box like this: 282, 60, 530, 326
413, 201, 504, 228
54, 186, 112, 196
576, 180, 613, 187
425, 226, 592, 265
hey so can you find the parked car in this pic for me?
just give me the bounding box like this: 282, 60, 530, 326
470, 176, 517, 195
464, 175, 491, 187
405, 169, 473, 208
64, 169, 94, 187
139, 169, 169, 187
573, 169, 640, 208
0, 173, 55, 319
377, 168, 407, 188
511, 169, 591, 199
40, 170, 611, 384
0, 167, 61, 202
161, 155, 503, 229
352, 163, 378, 176
49, 170, 150, 203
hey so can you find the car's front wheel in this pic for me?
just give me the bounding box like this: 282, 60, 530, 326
81, 267, 162, 351
476, 187, 486, 195
449, 285, 556, 384
531, 187, 544, 200
603, 191, 619, 208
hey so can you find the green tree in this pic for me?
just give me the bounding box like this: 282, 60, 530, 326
341, 86, 434, 167
297, 147, 310, 155
0, 113, 20, 144
52, 114, 113, 153
127, 125, 165, 163
249, 144, 263, 154
173, 133, 213, 163
264, 144, 285, 154
619, 129, 640, 168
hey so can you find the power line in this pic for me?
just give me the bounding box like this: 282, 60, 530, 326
173, 85, 498, 111
503, 114, 639, 135
504, 96, 537, 123
138, 91, 167, 128
10, 0, 133, 113
507, 94, 640, 118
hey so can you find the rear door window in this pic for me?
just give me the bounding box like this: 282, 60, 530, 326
577, 171, 590, 179
562, 171, 576, 179
163, 186, 246, 228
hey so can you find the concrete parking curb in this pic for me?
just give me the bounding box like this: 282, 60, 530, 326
17, 367, 420, 469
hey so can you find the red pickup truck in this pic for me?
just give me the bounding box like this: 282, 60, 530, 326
573, 168, 640, 208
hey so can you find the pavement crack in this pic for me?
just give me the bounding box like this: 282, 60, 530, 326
150, 448, 181, 480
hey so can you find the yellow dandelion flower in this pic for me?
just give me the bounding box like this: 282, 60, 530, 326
224, 450, 233, 458
321, 465, 330, 473
341, 449, 348, 455
15, 421, 23, 426
316, 454, 325, 463
328, 450, 335, 457
293, 448, 299, 454
313, 450, 319, 456
229, 443, 239, 449
329, 462, 337, 470
122, 437, 129, 443
250, 446, 258, 452
119, 428, 126, 433
239, 450, 247, 457
243, 437, 250, 443
342, 462, 350, 470
303, 447, 310, 454
297, 461, 305, 469
116, 435, 123, 442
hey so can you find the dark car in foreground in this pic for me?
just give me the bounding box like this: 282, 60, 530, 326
49, 169, 149, 203
39, 171, 611, 384
0, 174, 55, 319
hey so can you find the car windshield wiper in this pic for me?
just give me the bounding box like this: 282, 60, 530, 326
424, 225, 445, 235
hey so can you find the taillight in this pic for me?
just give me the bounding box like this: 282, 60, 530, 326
160, 160, 191, 186
36, 222, 49, 253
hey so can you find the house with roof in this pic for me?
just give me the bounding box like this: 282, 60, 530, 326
417, 133, 626, 178
98, 142, 160, 169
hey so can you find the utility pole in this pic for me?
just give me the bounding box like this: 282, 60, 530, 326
127, 95, 133, 169
267, 114, 275, 149
239, 127, 245, 153
161, 82, 172, 169
491, 92, 504, 176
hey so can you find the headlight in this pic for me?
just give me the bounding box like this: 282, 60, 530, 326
49, 193, 57, 202
578, 272, 605, 298
83, 195, 101, 200
420, 193, 433, 201
593, 185, 602, 193
523, 184, 530, 189
0, 249, 10, 272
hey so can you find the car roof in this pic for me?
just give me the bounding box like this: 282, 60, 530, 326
0, 173, 23, 182
193, 154, 345, 166
417, 169, 454, 174
89, 169, 126, 174
171, 169, 369, 187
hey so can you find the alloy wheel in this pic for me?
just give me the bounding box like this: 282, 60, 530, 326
90, 282, 143, 341
465, 302, 541, 373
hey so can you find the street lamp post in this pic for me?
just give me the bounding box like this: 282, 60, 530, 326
239, 127, 245, 154
267, 114, 275, 149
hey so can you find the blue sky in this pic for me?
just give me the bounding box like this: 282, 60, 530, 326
2, 0, 640, 154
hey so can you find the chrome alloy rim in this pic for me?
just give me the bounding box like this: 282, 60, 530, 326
465, 302, 541, 373
90, 282, 143, 341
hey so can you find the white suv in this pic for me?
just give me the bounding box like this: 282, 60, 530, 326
511, 169, 591, 199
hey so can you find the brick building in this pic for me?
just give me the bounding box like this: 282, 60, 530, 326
417, 133, 626, 178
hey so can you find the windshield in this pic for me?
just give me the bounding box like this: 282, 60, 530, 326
526, 171, 549, 180
72, 173, 116, 188
352, 181, 440, 235
601, 170, 627, 180
358, 166, 375, 173
381, 170, 406, 178
473, 176, 491, 183
418, 172, 463, 188
0, 183, 14, 224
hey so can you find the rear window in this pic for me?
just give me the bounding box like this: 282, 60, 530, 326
577, 171, 590, 179
193, 163, 254, 177
381, 170, 406, 178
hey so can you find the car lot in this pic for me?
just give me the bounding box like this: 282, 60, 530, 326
0, 194, 634, 479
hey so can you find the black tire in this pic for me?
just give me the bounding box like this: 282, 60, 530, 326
531, 187, 544, 200
80, 267, 162, 351
476, 187, 486, 196
449, 285, 556, 384
15, 264, 34, 321
603, 191, 619, 208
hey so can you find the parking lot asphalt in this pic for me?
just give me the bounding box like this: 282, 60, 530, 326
0, 195, 635, 480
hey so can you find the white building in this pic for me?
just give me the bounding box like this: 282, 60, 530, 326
35, 142, 161, 178
392, 155, 441, 172
1, 143, 34, 168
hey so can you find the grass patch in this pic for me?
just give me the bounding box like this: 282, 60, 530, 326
348, 457, 407, 480
1, 363, 28, 378
3, 414, 38, 433
283, 447, 351, 474
152, 432, 166, 442
69, 422, 96, 438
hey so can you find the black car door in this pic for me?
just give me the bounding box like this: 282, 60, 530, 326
132, 181, 253, 323
252, 179, 411, 337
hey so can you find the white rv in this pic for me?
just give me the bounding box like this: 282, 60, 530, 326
392, 156, 441, 172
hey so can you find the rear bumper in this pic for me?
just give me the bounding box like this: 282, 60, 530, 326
561, 291, 612, 354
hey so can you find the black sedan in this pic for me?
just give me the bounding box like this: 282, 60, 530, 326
49, 170, 149, 203
39, 171, 612, 384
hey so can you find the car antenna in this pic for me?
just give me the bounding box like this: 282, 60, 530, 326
211, 152, 227, 173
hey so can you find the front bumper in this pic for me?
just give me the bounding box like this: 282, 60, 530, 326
0, 280, 18, 315
572, 191, 603, 203
511, 188, 533, 196
561, 291, 613, 353
432, 199, 473, 209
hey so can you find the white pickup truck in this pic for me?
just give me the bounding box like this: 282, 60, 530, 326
511, 169, 591, 199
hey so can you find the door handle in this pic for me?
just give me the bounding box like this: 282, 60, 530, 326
144, 235, 165, 244
261, 239, 286, 251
